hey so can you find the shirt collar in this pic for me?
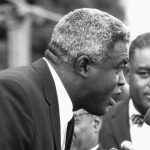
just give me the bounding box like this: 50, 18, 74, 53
43, 57, 73, 119
129, 98, 141, 125
43, 57, 73, 148
90, 144, 99, 150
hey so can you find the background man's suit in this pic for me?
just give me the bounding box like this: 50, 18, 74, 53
0, 58, 74, 150
99, 98, 131, 150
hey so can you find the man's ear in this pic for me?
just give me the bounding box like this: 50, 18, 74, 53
93, 116, 103, 132
75, 55, 91, 78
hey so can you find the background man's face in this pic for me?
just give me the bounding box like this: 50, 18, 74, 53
81, 41, 128, 116
128, 48, 150, 115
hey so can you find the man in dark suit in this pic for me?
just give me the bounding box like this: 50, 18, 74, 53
0, 8, 129, 150
99, 32, 150, 150
99, 97, 131, 150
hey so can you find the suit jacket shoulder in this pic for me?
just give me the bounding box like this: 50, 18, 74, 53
0, 58, 61, 150
99, 99, 131, 150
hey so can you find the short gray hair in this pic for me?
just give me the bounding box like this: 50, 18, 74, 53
129, 32, 150, 63
49, 8, 129, 65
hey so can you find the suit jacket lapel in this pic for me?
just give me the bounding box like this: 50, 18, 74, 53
32, 58, 61, 150
111, 99, 131, 149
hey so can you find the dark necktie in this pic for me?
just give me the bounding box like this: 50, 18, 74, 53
65, 117, 74, 150
131, 114, 144, 126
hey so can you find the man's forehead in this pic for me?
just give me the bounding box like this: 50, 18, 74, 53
105, 42, 128, 61
108, 40, 129, 59
114, 41, 129, 50
104, 51, 128, 67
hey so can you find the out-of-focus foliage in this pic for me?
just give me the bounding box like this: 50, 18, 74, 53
51, 0, 125, 21
0, 0, 126, 62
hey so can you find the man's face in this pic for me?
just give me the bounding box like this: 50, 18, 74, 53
112, 83, 129, 102
128, 48, 150, 115
80, 41, 128, 115
71, 110, 100, 150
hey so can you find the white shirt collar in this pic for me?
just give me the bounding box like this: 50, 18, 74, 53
129, 99, 150, 150
90, 144, 99, 150
129, 98, 141, 125
43, 57, 73, 149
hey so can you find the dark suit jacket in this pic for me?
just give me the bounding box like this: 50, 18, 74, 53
0, 58, 73, 150
99, 98, 131, 150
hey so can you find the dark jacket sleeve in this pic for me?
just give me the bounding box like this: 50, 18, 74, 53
0, 79, 34, 150
99, 100, 130, 150
99, 113, 119, 149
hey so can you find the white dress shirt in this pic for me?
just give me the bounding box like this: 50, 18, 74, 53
44, 58, 73, 150
90, 144, 99, 150
129, 99, 150, 150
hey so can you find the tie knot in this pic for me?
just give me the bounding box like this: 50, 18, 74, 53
131, 114, 144, 126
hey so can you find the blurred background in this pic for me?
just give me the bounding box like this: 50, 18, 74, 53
0, 0, 149, 69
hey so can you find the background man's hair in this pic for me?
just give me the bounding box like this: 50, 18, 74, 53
129, 32, 150, 63
48, 8, 129, 65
